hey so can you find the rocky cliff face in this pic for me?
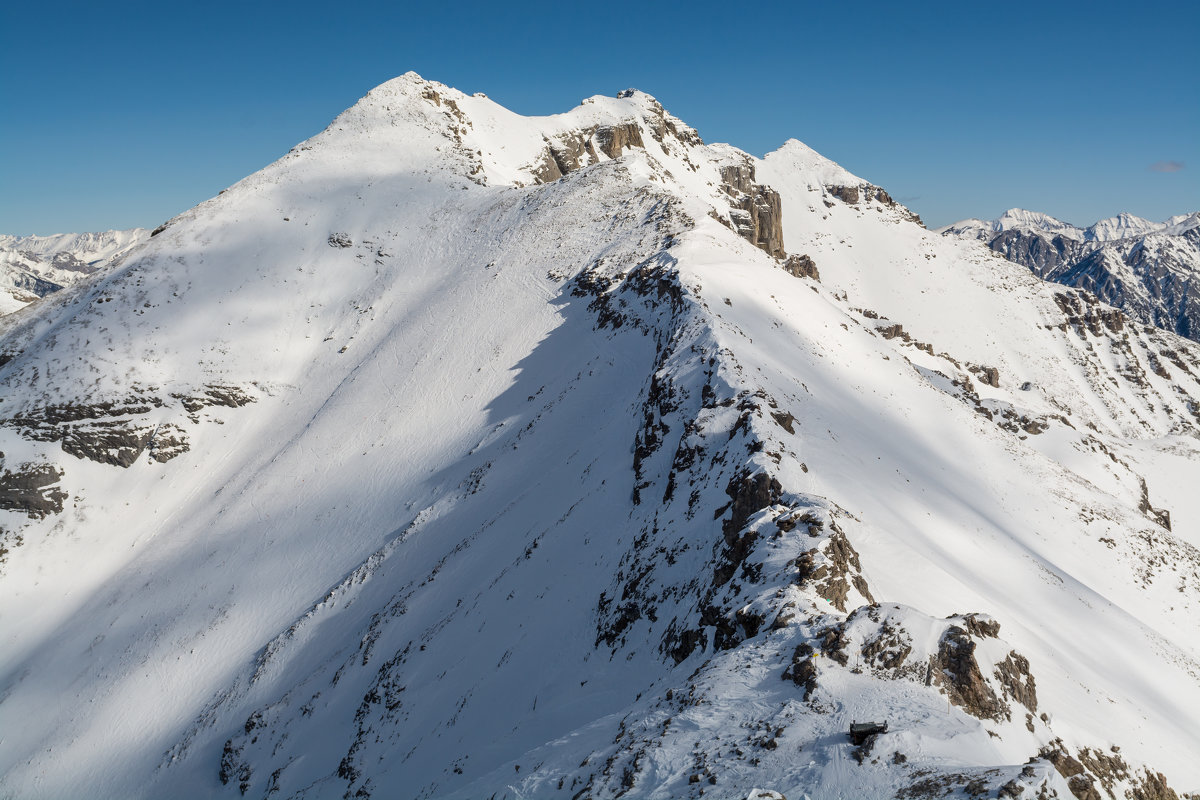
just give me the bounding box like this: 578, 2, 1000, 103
987, 229, 1091, 275
718, 160, 786, 258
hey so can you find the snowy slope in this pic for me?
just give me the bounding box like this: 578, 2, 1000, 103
0, 228, 148, 316
1, 74, 1198, 800
1086, 213, 1171, 242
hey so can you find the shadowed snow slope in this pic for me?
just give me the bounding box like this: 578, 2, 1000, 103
1, 73, 1198, 800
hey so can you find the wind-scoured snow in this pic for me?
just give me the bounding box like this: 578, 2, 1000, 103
1, 73, 1198, 800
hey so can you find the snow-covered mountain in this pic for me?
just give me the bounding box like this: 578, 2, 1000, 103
940, 208, 1085, 241
940, 210, 1200, 342
941, 208, 1200, 244
2, 74, 1198, 800
0, 228, 149, 316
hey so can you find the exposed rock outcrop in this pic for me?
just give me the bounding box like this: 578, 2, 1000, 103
529, 147, 564, 184
715, 469, 782, 587
828, 185, 860, 205
1040, 740, 1183, 800
1138, 477, 1172, 531
969, 364, 1000, 388
595, 122, 644, 159
147, 423, 191, 463
1, 385, 254, 469
782, 253, 819, 280
732, 189, 785, 258
782, 643, 819, 698
2, 399, 160, 468
719, 159, 785, 258
993, 651, 1037, 714
719, 164, 756, 196
172, 384, 255, 415
933, 624, 1008, 721
528, 121, 649, 184
1053, 290, 1125, 337
0, 459, 66, 518
793, 517, 875, 611
826, 183, 924, 224
61, 420, 158, 467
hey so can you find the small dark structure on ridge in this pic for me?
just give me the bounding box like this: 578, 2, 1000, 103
849, 720, 888, 745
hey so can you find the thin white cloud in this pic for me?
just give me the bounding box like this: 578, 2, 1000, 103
1149, 160, 1185, 173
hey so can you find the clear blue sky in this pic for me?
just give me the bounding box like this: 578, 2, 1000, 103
2, 0, 1197, 234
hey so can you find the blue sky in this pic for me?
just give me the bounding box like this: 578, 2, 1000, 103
2, 0, 1197, 234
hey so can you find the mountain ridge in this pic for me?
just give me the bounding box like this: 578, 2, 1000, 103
939, 208, 1200, 243
1, 73, 1198, 800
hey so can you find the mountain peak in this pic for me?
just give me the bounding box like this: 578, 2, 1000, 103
944, 208, 1197, 244
994, 208, 1079, 234
286, 74, 716, 193
614, 87, 658, 103
762, 138, 864, 188
1084, 211, 1158, 241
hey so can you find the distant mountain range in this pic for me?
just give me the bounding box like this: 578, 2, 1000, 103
0, 229, 148, 316
940, 209, 1200, 340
